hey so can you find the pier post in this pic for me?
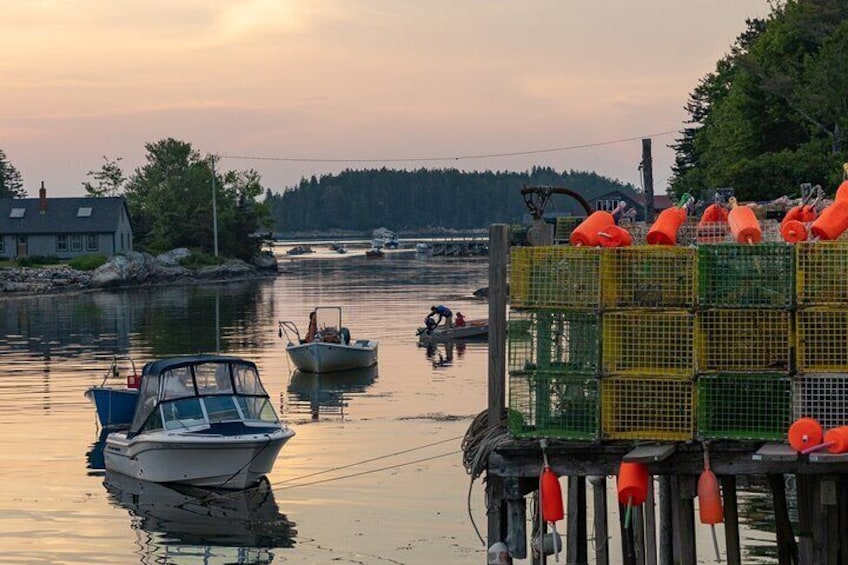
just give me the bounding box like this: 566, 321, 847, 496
590, 476, 610, 565
566, 475, 588, 565
768, 473, 798, 565
657, 476, 673, 565
721, 475, 742, 565
487, 224, 510, 552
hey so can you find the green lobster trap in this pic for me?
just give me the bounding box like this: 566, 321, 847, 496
697, 309, 792, 373
696, 374, 791, 440
601, 246, 696, 309
602, 310, 695, 376
508, 370, 599, 439
796, 308, 848, 372
698, 244, 794, 308
508, 309, 600, 374
601, 376, 694, 441
509, 246, 601, 310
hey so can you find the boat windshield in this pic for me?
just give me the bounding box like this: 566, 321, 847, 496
128, 357, 275, 436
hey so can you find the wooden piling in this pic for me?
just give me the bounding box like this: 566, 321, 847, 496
590, 476, 610, 565
721, 475, 741, 565
566, 475, 588, 565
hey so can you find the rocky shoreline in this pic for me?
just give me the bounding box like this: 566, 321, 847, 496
0, 249, 279, 297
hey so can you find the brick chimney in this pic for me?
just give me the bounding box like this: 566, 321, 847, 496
39, 181, 47, 213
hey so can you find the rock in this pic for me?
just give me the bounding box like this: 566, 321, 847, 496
251, 251, 278, 270
197, 259, 254, 278
157, 248, 191, 267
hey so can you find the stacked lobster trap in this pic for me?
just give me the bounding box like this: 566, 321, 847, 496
508, 240, 848, 443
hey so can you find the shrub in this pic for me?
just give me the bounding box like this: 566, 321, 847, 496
179, 252, 224, 269
68, 254, 108, 271
16, 255, 60, 267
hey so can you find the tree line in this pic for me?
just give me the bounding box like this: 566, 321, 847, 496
671, 0, 848, 202
266, 167, 636, 235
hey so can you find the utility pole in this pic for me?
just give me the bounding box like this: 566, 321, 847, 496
642, 138, 655, 223
211, 154, 219, 257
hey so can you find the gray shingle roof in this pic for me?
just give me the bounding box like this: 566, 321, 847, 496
0, 196, 129, 234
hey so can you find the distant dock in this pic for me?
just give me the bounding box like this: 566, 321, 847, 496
428, 237, 488, 257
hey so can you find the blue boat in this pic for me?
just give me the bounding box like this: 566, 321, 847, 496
85, 359, 142, 429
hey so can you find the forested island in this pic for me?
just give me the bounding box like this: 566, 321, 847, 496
265, 167, 637, 236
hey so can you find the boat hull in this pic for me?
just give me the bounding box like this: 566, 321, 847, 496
104, 427, 295, 489
287, 340, 378, 373
85, 386, 139, 429
417, 323, 488, 343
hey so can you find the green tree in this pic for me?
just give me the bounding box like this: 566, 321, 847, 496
83, 156, 126, 197
124, 138, 271, 259
0, 149, 25, 199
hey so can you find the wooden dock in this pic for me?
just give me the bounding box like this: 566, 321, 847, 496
429, 237, 488, 257
470, 224, 848, 565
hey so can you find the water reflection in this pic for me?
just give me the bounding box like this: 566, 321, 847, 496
423, 340, 467, 369
85, 428, 110, 476
285, 365, 378, 420
103, 471, 296, 564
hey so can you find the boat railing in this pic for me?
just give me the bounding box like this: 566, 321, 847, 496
277, 321, 301, 345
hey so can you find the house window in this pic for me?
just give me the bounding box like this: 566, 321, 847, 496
595, 199, 621, 212
0, 236, 4, 254
57, 235, 68, 252
10, 208, 25, 218
77, 207, 92, 217
86, 234, 98, 251
71, 235, 82, 252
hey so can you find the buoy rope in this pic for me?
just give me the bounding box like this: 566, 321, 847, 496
270, 434, 465, 488
274, 450, 459, 491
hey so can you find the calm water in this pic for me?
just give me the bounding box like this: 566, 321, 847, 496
0, 250, 781, 564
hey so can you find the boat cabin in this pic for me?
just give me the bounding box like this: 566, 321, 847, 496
128, 355, 280, 438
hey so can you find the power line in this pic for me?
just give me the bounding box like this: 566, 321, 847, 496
218, 129, 680, 164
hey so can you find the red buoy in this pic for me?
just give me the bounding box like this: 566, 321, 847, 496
727, 197, 762, 244
811, 200, 848, 240
540, 467, 564, 522
782, 205, 817, 225
647, 206, 686, 246
824, 426, 848, 454
570, 211, 616, 247
788, 417, 823, 452
697, 468, 724, 524
598, 225, 633, 248
617, 461, 649, 506
836, 180, 848, 202
780, 219, 808, 243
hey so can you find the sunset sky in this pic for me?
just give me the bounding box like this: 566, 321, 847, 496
2, 0, 771, 198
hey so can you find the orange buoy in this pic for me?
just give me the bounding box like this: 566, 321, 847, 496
701, 203, 729, 224
788, 417, 823, 452
540, 467, 564, 522
697, 468, 724, 524
647, 206, 687, 246
727, 197, 762, 244
780, 219, 808, 243
824, 426, 848, 454
598, 225, 633, 248
617, 461, 649, 506
570, 211, 616, 247
836, 180, 848, 202
782, 205, 817, 225
810, 200, 848, 240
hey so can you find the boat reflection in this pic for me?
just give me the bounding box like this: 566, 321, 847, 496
85, 428, 110, 476
285, 365, 378, 420
103, 471, 296, 563
423, 340, 467, 369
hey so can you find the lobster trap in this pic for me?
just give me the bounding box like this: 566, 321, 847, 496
697, 309, 792, 372
600, 246, 696, 309
792, 374, 848, 431
698, 244, 794, 308
796, 308, 848, 373
602, 310, 695, 376
509, 246, 602, 309
796, 241, 848, 306
600, 376, 694, 441
696, 373, 791, 440
508, 370, 599, 439
508, 309, 600, 374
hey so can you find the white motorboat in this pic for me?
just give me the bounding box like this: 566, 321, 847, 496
103, 355, 295, 490
278, 306, 378, 373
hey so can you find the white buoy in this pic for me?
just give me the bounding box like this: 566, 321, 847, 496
487, 541, 510, 564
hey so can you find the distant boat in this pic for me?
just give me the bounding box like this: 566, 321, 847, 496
286, 245, 314, 256
103, 355, 295, 489
279, 307, 378, 373
85, 358, 142, 429
416, 318, 488, 344
365, 247, 385, 259
371, 227, 400, 249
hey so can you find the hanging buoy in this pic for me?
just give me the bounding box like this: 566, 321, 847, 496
727, 197, 762, 244
598, 225, 633, 247
617, 461, 649, 505
698, 444, 723, 562
780, 219, 808, 243
810, 200, 848, 240
541, 467, 564, 522
570, 211, 616, 246
788, 417, 823, 452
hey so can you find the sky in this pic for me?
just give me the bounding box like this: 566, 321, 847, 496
2, 0, 773, 198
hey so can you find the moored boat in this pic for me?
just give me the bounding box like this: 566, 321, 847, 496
103, 355, 294, 489
85, 358, 142, 429
417, 318, 488, 344
279, 307, 378, 373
